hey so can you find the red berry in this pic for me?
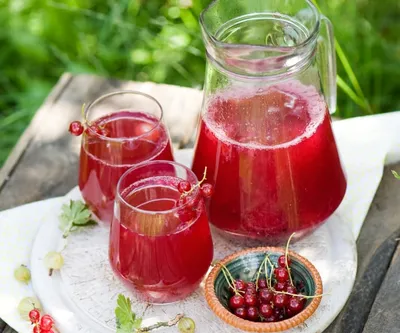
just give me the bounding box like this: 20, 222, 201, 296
259, 303, 273, 318
200, 183, 214, 198
286, 307, 295, 318
68, 121, 84, 136
286, 285, 298, 294
229, 295, 245, 309
177, 208, 195, 222
235, 279, 247, 292
264, 315, 277, 322
246, 306, 259, 321
258, 288, 273, 304
40, 314, 54, 331
234, 307, 247, 319
274, 307, 285, 321
178, 181, 191, 193
278, 255, 291, 268
246, 282, 256, 291
29, 309, 41, 324
288, 296, 305, 314
275, 281, 286, 291
245, 287, 256, 296
273, 293, 289, 308
33, 326, 40, 333
257, 278, 267, 289
244, 293, 257, 307
274, 267, 289, 282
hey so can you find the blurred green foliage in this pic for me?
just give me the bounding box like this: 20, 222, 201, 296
0, 0, 399, 166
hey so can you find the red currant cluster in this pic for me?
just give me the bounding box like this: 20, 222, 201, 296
29, 309, 55, 333
69, 121, 107, 136
227, 255, 306, 322
175, 177, 214, 223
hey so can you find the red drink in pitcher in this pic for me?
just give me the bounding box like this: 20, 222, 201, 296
109, 161, 213, 303
78, 92, 174, 222
192, 82, 347, 240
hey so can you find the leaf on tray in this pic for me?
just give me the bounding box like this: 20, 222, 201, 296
59, 200, 96, 238
115, 294, 141, 333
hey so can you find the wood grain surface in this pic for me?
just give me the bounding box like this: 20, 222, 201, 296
0, 74, 399, 333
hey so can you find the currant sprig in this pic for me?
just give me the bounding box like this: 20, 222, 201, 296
68, 103, 107, 136
115, 294, 188, 333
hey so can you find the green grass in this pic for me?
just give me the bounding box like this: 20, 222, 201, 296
0, 0, 399, 166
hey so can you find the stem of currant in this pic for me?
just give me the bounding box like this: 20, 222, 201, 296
181, 167, 207, 198
137, 314, 184, 332
285, 233, 295, 286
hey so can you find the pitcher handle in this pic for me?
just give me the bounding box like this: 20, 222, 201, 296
317, 16, 337, 114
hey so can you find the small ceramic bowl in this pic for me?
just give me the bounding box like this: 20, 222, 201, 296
205, 247, 323, 332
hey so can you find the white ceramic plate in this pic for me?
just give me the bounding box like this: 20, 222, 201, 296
28, 150, 357, 333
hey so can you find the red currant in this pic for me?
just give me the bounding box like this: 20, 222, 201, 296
177, 208, 195, 222
200, 183, 214, 198
264, 314, 277, 322
258, 288, 273, 304
246, 281, 256, 291
288, 296, 305, 314
258, 303, 273, 318
178, 181, 191, 193
286, 307, 295, 318
33, 326, 40, 333
234, 307, 247, 319
274, 267, 289, 282
40, 314, 54, 331
234, 279, 247, 292
273, 293, 289, 308
244, 293, 257, 307
278, 255, 291, 268
68, 121, 84, 136
246, 306, 259, 321
257, 278, 267, 289
29, 309, 41, 324
245, 288, 256, 296
274, 307, 285, 321
229, 295, 245, 309
285, 284, 298, 294
275, 281, 286, 291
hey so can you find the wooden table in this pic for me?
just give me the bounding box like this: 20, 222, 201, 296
1, 73, 399, 333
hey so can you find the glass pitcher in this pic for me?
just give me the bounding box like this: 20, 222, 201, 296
192, 0, 347, 241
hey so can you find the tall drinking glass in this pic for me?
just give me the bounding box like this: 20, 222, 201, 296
192, 0, 347, 241
109, 161, 214, 303
79, 91, 174, 222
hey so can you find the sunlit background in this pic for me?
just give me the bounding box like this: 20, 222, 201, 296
0, 0, 399, 165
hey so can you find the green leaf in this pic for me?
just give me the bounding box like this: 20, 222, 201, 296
115, 294, 142, 333
392, 170, 400, 180
58, 200, 96, 237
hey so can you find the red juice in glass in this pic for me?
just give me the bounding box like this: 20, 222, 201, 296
192, 81, 347, 240
78, 91, 174, 222
109, 161, 213, 303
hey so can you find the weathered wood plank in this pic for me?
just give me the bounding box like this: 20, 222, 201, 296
362, 242, 400, 333
325, 164, 400, 333
0, 73, 202, 211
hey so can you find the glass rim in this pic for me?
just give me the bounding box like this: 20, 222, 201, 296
116, 160, 201, 215
200, 0, 321, 52
84, 90, 164, 142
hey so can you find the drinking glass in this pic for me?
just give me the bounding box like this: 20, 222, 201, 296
192, 0, 347, 241
79, 91, 174, 223
109, 160, 214, 304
